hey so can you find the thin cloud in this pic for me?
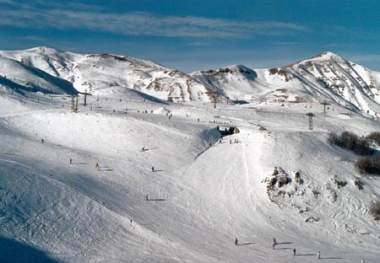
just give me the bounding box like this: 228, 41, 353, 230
0, 3, 310, 38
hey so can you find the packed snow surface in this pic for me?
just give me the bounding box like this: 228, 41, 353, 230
0, 90, 379, 263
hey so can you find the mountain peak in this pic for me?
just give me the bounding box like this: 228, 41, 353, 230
320, 50, 338, 57
25, 46, 63, 55
317, 51, 344, 60
306, 51, 346, 63
228, 64, 254, 72
196, 64, 256, 76
284, 51, 347, 68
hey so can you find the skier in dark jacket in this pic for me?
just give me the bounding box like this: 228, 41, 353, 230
234, 238, 238, 246
272, 238, 277, 250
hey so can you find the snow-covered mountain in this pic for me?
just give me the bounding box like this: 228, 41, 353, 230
0, 47, 213, 102
1, 47, 380, 262
0, 54, 77, 95
277, 51, 380, 116
2, 47, 380, 117
192, 65, 262, 100
193, 52, 380, 117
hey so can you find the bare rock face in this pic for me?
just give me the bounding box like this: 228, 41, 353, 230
263, 167, 341, 223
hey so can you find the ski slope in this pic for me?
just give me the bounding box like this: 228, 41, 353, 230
0, 89, 379, 263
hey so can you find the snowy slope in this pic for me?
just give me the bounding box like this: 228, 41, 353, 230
0, 54, 77, 95
0, 90, 379, 262
0, 47, 213, 102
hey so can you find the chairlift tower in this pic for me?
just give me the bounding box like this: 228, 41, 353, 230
71, 95, 75, 112
71, 95, 79, 112
306, 112, 315, 130
321, 101, 330, 115
75, 96, 79, 112
82, 89, 92, 106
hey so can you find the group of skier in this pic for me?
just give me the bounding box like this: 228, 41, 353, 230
229, 138, 239, 144
271, 237, 320, 259
234, 237, 324, 259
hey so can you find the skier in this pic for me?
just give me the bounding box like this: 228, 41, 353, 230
96, 162, 100, 169
317, 251, 320, 260
234, 238, 238, 246
69, 158, 72, 165
145, 194, 149, 201
141, 147, 145, 152
272, 238, 277, 250
151, 166, 155, 172
41, 138, 45, 143
293, 248, 296, 256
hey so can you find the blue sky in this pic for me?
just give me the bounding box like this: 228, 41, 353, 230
1, 0, 380, 72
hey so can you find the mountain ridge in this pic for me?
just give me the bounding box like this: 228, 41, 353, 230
0, 47, 213, 103
192, 51, 380, 117
2, 47, 380, 117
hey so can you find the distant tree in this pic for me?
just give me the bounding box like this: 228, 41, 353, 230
356, 156, 380, 175
366, 132, 380, 145
328, 131, 373, 155
369, 201, 380, 220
